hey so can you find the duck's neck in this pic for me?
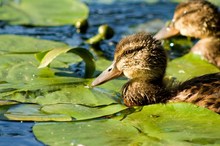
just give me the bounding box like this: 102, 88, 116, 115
122, 78, 171, 107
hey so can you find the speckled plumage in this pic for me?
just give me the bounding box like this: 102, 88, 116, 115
154, 0, 220, 68
173, 0, 220, 38
92, 32, 220, 114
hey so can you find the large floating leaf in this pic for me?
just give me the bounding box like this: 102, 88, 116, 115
35, 84, 119, 106
0, 78, 120, 107
166, 53, 220, 82
0, 35, 81, 82
4, 104, 71, 121
33, 103, 220, 146
3, 103, 127, 122
0, 0, 89, 26
33, 119, 140, 146
124, 103, 220, 145
41, 103, 127, 120
0, 35, 99, 108
0, 35, 68, 54
37, 47, 95, 78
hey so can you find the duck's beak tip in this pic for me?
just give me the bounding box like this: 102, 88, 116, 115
154, 25, 179, 40
91, 80, 99, 87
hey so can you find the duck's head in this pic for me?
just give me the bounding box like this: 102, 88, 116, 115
154, 0, 220, 40
92, 32, 167, 87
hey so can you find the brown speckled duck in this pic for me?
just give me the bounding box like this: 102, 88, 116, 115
92, 33, 220, 113
154, 0, 220, 68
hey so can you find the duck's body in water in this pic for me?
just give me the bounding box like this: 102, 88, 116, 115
92, 33, 220, 113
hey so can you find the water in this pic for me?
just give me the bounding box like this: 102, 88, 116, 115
0, 1, 177, 145
0, 121, 43, 146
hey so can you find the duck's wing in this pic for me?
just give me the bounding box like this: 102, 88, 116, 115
170, 73, 220, 113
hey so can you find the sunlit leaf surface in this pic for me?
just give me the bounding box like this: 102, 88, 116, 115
166, 53, 220, 81
0, 0, 89, 26
0, 35, 68, 54
33, 103, 220, 146
0, 35, 98, 105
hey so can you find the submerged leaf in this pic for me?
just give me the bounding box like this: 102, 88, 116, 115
0, 0, 89, 26
4, 104, 71, 121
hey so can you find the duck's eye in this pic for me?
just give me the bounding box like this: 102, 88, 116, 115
108, 68, 112, 72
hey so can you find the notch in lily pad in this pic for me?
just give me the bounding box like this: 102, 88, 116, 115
36, 47, 95, 78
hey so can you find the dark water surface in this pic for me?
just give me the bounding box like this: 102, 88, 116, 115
0, 1, 176, 145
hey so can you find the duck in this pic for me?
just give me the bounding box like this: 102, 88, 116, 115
92, 32, 220, 113
154, 0, 220, 68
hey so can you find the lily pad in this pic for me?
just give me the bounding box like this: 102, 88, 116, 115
4, 104, 71, 121
0, 35, 68, 54
0, 34, 97, 105
35, 84, 119, 106
0, 0, 89, 26
33, 103, 220, 146
123, 103, 220, 145
33, 119, 141, 146
41, 103, 127, 120
0, 35, 83, 82
166, 53, 220, 81
37, 47, 95, 78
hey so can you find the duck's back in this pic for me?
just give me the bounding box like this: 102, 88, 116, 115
170, 73, 220, 113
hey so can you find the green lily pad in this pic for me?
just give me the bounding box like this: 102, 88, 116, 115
166, 53, 220, 81
33, 103, 220, 146
37, 47, 95, 78
0, 35, 69, 54
0, 35, 81, 82
4, 104, 71, 121
123, 103, 220, 145
0, 34, 97, 105
36, 84, 119, 106
0, 0, 88, 26
33, 119, 141, 146
0, 77, 120, 107
41, 103, 127, 120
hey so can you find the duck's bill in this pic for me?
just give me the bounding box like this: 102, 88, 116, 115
154, 25, 179, 40
91, 62, 123, 87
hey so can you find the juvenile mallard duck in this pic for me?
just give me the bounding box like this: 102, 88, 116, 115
154, 0, 220, 67
92, 33, 220, 113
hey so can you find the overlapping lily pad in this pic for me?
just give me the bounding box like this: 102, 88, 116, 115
33, 103, 220, 146
4, 104, 71, 121
0, 34, 127, 122
41, 103, 127, 121
0, 0, 89, 26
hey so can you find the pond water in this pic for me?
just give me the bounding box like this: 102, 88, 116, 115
0, 1, 177, 145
